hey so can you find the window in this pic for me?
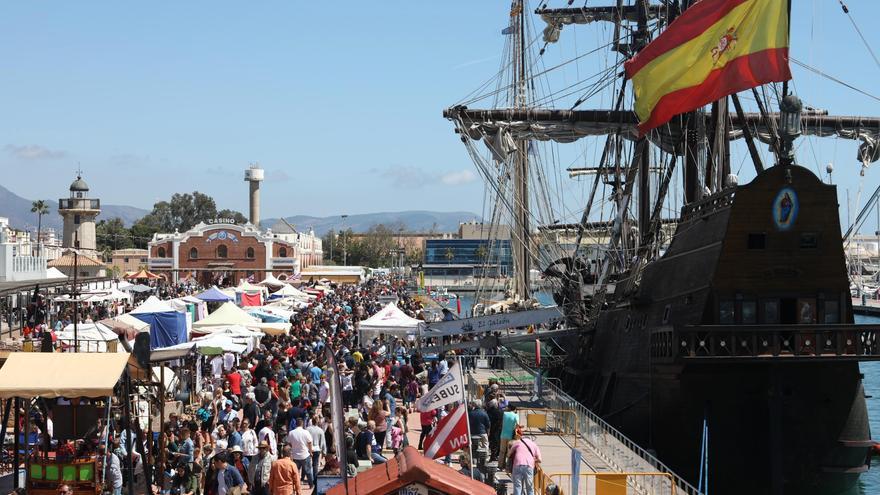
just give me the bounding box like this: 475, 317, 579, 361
719, 300, 735, 324
763, 300, 780, 324
824, 300, 840, 323
74, 214, 81, 225
797, 298, 816, 323
246, 247, 255, 259
800, 233, 818, 249
217, 245, 228, 258
123, 257, 129, 263
279, 247, 287, 258
747, 233, 766, 249
157, 247, 166, 258
80, 271, 89, 277
742, 300, 757, 324
189, 247, 198, 259
662, 305, 671, 324
76, 192, 83, 199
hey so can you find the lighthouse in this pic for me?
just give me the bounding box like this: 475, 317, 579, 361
58, 173, 101, 253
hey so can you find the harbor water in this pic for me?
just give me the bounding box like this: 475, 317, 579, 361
451, 293, 880, 493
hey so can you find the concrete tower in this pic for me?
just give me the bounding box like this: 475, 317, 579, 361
244, 164, 264, 226
58, 173, 100, 253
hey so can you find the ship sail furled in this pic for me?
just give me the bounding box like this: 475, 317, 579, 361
625, 0, 791, 133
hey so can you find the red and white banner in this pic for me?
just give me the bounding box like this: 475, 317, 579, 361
423, 404, 469, 459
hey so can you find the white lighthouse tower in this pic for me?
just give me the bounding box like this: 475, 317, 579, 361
244, 163, 264, 226
58, 173, 101, 253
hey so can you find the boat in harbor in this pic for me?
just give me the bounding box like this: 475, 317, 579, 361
443, 1, 880, 493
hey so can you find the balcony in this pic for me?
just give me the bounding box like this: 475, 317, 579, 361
651, 324, 880, 363
58, 198, 100, 210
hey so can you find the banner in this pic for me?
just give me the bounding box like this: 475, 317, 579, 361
415, 361, 464, 412
426, 307, 563, 336
324, 347, 348, 493
423, 404, 469, 459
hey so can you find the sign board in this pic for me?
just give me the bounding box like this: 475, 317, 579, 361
476, 358, 490, 369
426, 307, 564, 336
399, 483, 430, 495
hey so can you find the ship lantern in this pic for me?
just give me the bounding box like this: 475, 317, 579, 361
779, 94, 803, 139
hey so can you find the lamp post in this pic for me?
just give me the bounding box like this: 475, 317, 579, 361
341, 214, 348, 266
778, 94, 803, 168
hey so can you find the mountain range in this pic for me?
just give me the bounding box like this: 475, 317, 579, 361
262, 211, 481, 237
0, 184, 148, 232
0, 184, 480, 236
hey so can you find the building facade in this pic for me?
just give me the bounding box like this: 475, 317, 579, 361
148, 221, 302, 285
58, 174, 100, 254
0, 217, 47, 282
267, 219, 323, 269
109, 248, 149, 275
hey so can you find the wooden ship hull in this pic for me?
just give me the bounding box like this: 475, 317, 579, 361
556, 165, 879, 494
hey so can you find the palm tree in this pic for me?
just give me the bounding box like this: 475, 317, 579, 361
30, 200, 49, 255
444, 247, 456, 262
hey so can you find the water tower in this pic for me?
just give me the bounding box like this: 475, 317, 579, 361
58, 173, 100, 253
244, 164, 264, 226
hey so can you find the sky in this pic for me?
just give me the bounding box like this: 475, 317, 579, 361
1, 1, 880, 232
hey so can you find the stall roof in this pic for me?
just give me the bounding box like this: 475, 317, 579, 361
359, 302, 426, 338
327, 446, 494, 495
195, 286, 234, 302
0, 352, 131, 399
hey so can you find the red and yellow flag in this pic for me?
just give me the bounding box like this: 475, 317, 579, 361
625, 0, 791, 134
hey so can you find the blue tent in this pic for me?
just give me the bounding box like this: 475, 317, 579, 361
195, 286, 234, 303
130, 296, 188, 349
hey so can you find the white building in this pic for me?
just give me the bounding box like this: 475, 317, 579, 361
0, 217, 47, 282
267, 219, 323, 269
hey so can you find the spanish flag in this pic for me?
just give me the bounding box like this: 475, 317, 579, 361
625, 0, 791, 134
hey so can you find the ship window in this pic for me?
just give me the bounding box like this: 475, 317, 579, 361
189, 247, 198, 259
662, 305, 671, 324
217, 245, 228, 258
157, 247, 166, 258
824, 300, 840, 324
719, 300, 735, 324
747, 233, 766, 249
742, 300, 757, 324
797, 298, 817, 324
800, 233, 818, 249
246, 247, 255, 259
763, 300, 779, 324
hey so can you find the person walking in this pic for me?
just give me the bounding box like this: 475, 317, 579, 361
306, 415, 327, 485
498, 404, 519, 470
286, 418, 314, 488
247, 441, 276, 495
268, 445, 303, 495
507, 431, 542, 495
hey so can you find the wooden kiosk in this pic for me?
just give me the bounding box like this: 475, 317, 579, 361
0, 352, 132, 495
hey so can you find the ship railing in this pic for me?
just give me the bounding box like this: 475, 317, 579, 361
653, 324, 880, 362
495, 351, 702, 495
679, 189, 734, 222
535, 468, 679, 495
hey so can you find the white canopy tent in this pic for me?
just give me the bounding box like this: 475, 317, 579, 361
154, 335, 246, 357
46, 267, 67, 279
258, 274, 287, 288
131, 296, 177, 314
359, 302, 426, 340
193, 302, 290, 336
272, 284, 314, 300
57, 323, 125, 353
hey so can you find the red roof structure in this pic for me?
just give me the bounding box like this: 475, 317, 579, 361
327, 447, 495, 495
124, 268, 162, 280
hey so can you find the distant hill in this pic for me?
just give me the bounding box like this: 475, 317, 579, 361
262, 210, 481, 236
0, 184, 148, 232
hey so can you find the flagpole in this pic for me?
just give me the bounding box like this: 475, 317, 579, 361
458, 356, 475, 479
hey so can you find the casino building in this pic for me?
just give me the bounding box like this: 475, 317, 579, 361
147, 220, 313, 285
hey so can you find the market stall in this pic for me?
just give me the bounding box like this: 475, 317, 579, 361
359, 302, 426, 342
130, 296, 188, 349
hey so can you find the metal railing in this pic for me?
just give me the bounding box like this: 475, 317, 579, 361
497, 351, 702, 495
535, 466, 678, 495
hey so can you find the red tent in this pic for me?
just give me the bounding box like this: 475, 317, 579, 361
124, 268, 162, 280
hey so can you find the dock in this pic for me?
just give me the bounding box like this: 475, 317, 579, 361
404, 353, 701, 495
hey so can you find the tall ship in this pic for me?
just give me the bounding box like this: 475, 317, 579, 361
444, 1, 880, 493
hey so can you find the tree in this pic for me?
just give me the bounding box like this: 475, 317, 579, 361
30, 200, 49, 251
96, 217, 134, 252
445, 247, 455, 262
218, 209, 248, 224
474, 245, 488, 262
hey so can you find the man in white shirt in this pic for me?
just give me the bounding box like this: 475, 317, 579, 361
286, 418, 314, 488
257, 422, 277, 457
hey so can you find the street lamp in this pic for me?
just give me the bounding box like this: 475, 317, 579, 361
779, 94, 803, 168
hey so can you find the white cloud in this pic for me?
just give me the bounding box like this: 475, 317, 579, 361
380, 165, 434, 188
5, 144, 67, 160
440, 169, 476, 185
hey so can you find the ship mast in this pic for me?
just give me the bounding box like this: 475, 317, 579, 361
512, 0, 531, 300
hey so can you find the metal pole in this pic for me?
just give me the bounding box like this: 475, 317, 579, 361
123, 372, 134, 495
159, 366, 166, 488
458, 357, 474, 479
12, 398, 19, 490
73, 232, 79, 353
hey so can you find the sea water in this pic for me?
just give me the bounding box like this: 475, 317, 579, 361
449, 294, 880, 493
857, 315, 880, 495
